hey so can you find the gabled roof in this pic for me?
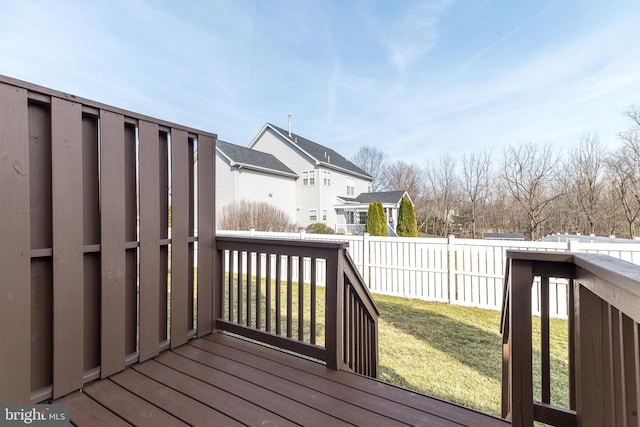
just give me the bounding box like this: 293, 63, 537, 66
352, 190, 409, 204
336, 190, 412, 208
216, 140, 297, 178
253, 123, 373, 180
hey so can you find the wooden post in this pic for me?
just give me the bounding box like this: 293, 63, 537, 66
0, 83, 31, 403
325, 248, 344, 370
52, 97, 85, 394
508, 258, 534, 426
574, 284, 606, 426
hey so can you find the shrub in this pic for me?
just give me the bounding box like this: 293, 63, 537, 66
397, 195, 418, 237
306, 223, 334, 234
219, 200, 297, 232
364, 200, 386, 236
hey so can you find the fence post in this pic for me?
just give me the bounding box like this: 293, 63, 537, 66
447, 235, 456, 304
567, 239, 580, 253
363, 232, 370, 286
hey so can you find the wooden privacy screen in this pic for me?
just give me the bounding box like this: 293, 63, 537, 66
0, 75, 217, 403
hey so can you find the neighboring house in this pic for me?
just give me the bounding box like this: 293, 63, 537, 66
334, 190, 413, 235
215, 140, 298, 227
248, 123, 374, 229
214, 123, 410, 233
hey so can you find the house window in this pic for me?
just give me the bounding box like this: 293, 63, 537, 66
303, 170, 316, 186
358, 212, 367, 224
323, 171, 331, 186
322, 210, 327, 221
346, 178, 355, 196
345, 211, 354, 224
309, 209, 317, 221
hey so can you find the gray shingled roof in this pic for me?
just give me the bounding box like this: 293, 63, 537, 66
268, 124, 372, 179
353, 190, 408, 204
217, 140, 297, 176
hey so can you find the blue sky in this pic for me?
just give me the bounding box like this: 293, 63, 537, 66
2, 0, 640, 161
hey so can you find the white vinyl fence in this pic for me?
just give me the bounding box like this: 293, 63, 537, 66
217, 230, 640, 318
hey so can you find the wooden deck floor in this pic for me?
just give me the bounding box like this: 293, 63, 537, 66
53, 333, 510, 426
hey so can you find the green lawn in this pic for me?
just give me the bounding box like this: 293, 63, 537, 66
375, 293, 570, 417
224, 274, 570, 418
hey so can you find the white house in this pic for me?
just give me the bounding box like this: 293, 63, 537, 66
214, 123, 413, 233
334, 190, 413, 235
215, 139, 298, 227
248, 123, 374, 229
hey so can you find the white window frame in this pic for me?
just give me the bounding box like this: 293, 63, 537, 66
309, 209, 318, 221
303, 170, 316, 186
322, 209, 327, 221
323, 171, 331, 186
346, 178, 355, 196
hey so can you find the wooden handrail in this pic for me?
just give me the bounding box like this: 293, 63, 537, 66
215, 235, 379, 377
502, 250, 640, 427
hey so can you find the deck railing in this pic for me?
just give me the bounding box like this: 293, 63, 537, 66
215, 235, 379, 377
0, 74, 379, 406
501, 251, 640, 427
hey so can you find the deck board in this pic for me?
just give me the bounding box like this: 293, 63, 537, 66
54, 333, 511, 427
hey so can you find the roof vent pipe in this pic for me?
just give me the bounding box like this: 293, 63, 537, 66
288, 113, 292, 137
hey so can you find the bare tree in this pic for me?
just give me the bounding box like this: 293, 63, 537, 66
351, 146, 389, 191
606, 107, 640, 237
561, 134, 606, 235
502, 142, 561, 240
462, 150, 492, 238
424, 154, 461, 236
384, 160, 423, 196
219, 200, 298, 232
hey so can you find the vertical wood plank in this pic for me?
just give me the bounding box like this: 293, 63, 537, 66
574, 284, 606, 427
622, 314, 639, 426
256, 253, 262, 330
540, 276, 551, 404
508, 259, 534, 426
602, 304, 615, 427
28, 101, 53, 396
99, 109, 126, 378
138, 120, 161, 362
610, 308, 627, 427
170, 128, 190, 348
325, 249, 344, 370
124, 123, 138, 356
197, 134, 215, 335
51, 97, 84, 398
276, 255, 282, 335
228, 251, 234, 321
311, 259, 317, 344
298, 257, 304, 341
159, 132, 169, 342
247, 252, 253, 327
237, 252, 243, 324
0, 83, 31, 402
187, 137, 195, 332
266, 255, 272, 332
82, 115, 100, 376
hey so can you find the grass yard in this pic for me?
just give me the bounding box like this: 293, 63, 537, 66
224, 273, 570, 418
375, 293, 570, 417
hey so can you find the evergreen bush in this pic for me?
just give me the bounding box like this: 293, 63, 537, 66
397, 195, 418, 237
364, 201, 386, 236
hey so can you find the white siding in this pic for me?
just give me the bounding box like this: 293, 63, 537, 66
251, 129, 317, 226
251, 127, 373, 229
236, 168, 296, 221
216, 153, 235, 223
215, 149, 297, 227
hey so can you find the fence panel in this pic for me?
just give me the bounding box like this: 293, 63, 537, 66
0, 75, 217, 403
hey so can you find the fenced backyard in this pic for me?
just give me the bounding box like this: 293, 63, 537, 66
218, 230, 640, 318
